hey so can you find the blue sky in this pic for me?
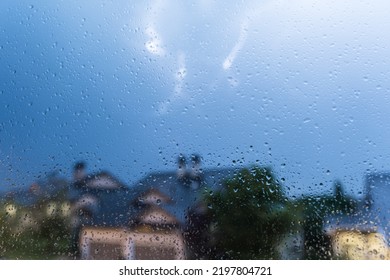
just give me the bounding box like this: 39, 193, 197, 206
1, 0, 390, 198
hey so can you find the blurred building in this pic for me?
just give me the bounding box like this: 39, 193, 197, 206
69, 156, 240, 260
325, 173, 390, 260
1, 173, 71, 233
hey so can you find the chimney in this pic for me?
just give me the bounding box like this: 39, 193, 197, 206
73, 161, 86, 181
29, 183, 41, 196
190, 154, 202, 183
176, 154, 187, 180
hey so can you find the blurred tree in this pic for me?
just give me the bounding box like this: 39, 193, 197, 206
0, 172, 72, 259
298, 180, 357, 259
204, 166, 295, 259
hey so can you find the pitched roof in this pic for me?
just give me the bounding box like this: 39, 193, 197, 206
70, 167, 241, 227
129, 167, 241, 224
364, 172, 390, 243
69, 171, 133, 227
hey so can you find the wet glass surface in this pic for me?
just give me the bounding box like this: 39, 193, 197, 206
1, 0, 389, 259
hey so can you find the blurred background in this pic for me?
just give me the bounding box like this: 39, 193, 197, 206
1, 0, 390, 259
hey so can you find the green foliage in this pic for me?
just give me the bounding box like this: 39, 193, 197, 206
0, 173, 73, 259
205, 166, 295, 259
0, 203, 72, 259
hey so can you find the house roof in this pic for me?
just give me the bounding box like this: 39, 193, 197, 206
3, 174, 69, 207
70, 167, 241, 228
364, 172, 390, 243
128, 167, 241, 225
69, 171, 133, 227
325, 207, 381, 235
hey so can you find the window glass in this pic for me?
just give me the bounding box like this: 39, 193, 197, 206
1, 0, 389, 260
